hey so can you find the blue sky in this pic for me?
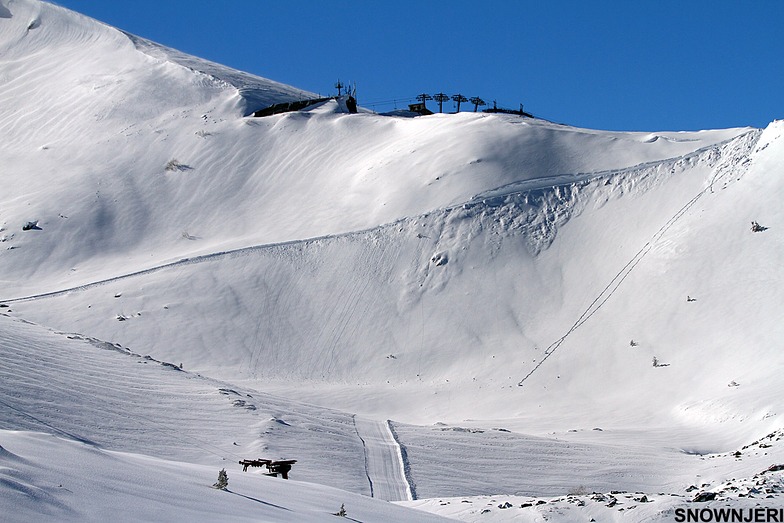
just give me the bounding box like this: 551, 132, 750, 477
52, 0, 782, 132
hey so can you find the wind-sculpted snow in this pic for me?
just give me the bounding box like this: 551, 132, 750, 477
2, 2, 784, 521
0, 1, 751, 298
124, 33, 319, 116
7, 124, 781, 439
0, 314, 370, 494
0, 430, 451, 522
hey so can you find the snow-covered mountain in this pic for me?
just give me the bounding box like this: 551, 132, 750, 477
1, 1, 782, 521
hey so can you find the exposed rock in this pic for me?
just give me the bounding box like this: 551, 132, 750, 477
692, 492, 717, 502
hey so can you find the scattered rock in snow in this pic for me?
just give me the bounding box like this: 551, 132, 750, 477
218, 388, 239, 396
692, 492, 717, 502
164, 159, 192, 172
232, 399, 256, 410
430, 252, 448, 266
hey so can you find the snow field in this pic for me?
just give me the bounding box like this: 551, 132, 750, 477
2, 1, 784, 521
0, 429, 450, 522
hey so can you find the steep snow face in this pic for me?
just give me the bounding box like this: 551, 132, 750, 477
2, 0, 781, 437
0, 0, 232, 147
124, 33, 318, 117
0, 1, 749, 297
9, 124, 783, 442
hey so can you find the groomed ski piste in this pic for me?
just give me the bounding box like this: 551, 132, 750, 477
1, 1, 783, 521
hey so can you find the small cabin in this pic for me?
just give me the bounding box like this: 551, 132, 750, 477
407, 102, 433, 115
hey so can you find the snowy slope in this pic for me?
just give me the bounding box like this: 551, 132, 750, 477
0, 430, 451, 523
8, 126, 780, 430
0, 314, 451, 521
2, 1, 783, 521
0, 0, 747, 297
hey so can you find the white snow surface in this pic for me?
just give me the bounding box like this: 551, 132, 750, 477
1, 1, 783, 521
353, 417, 412, 501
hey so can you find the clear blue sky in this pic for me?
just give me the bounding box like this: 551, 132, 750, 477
51, 0, 782, 132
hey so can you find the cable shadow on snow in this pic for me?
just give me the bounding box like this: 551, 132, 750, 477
225, 489, 292, 511
0, 397, 99, 448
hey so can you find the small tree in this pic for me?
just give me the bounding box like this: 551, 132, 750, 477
213, 468, 228, 490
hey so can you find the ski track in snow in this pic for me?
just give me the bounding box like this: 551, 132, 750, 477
352, 416, 412, 502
